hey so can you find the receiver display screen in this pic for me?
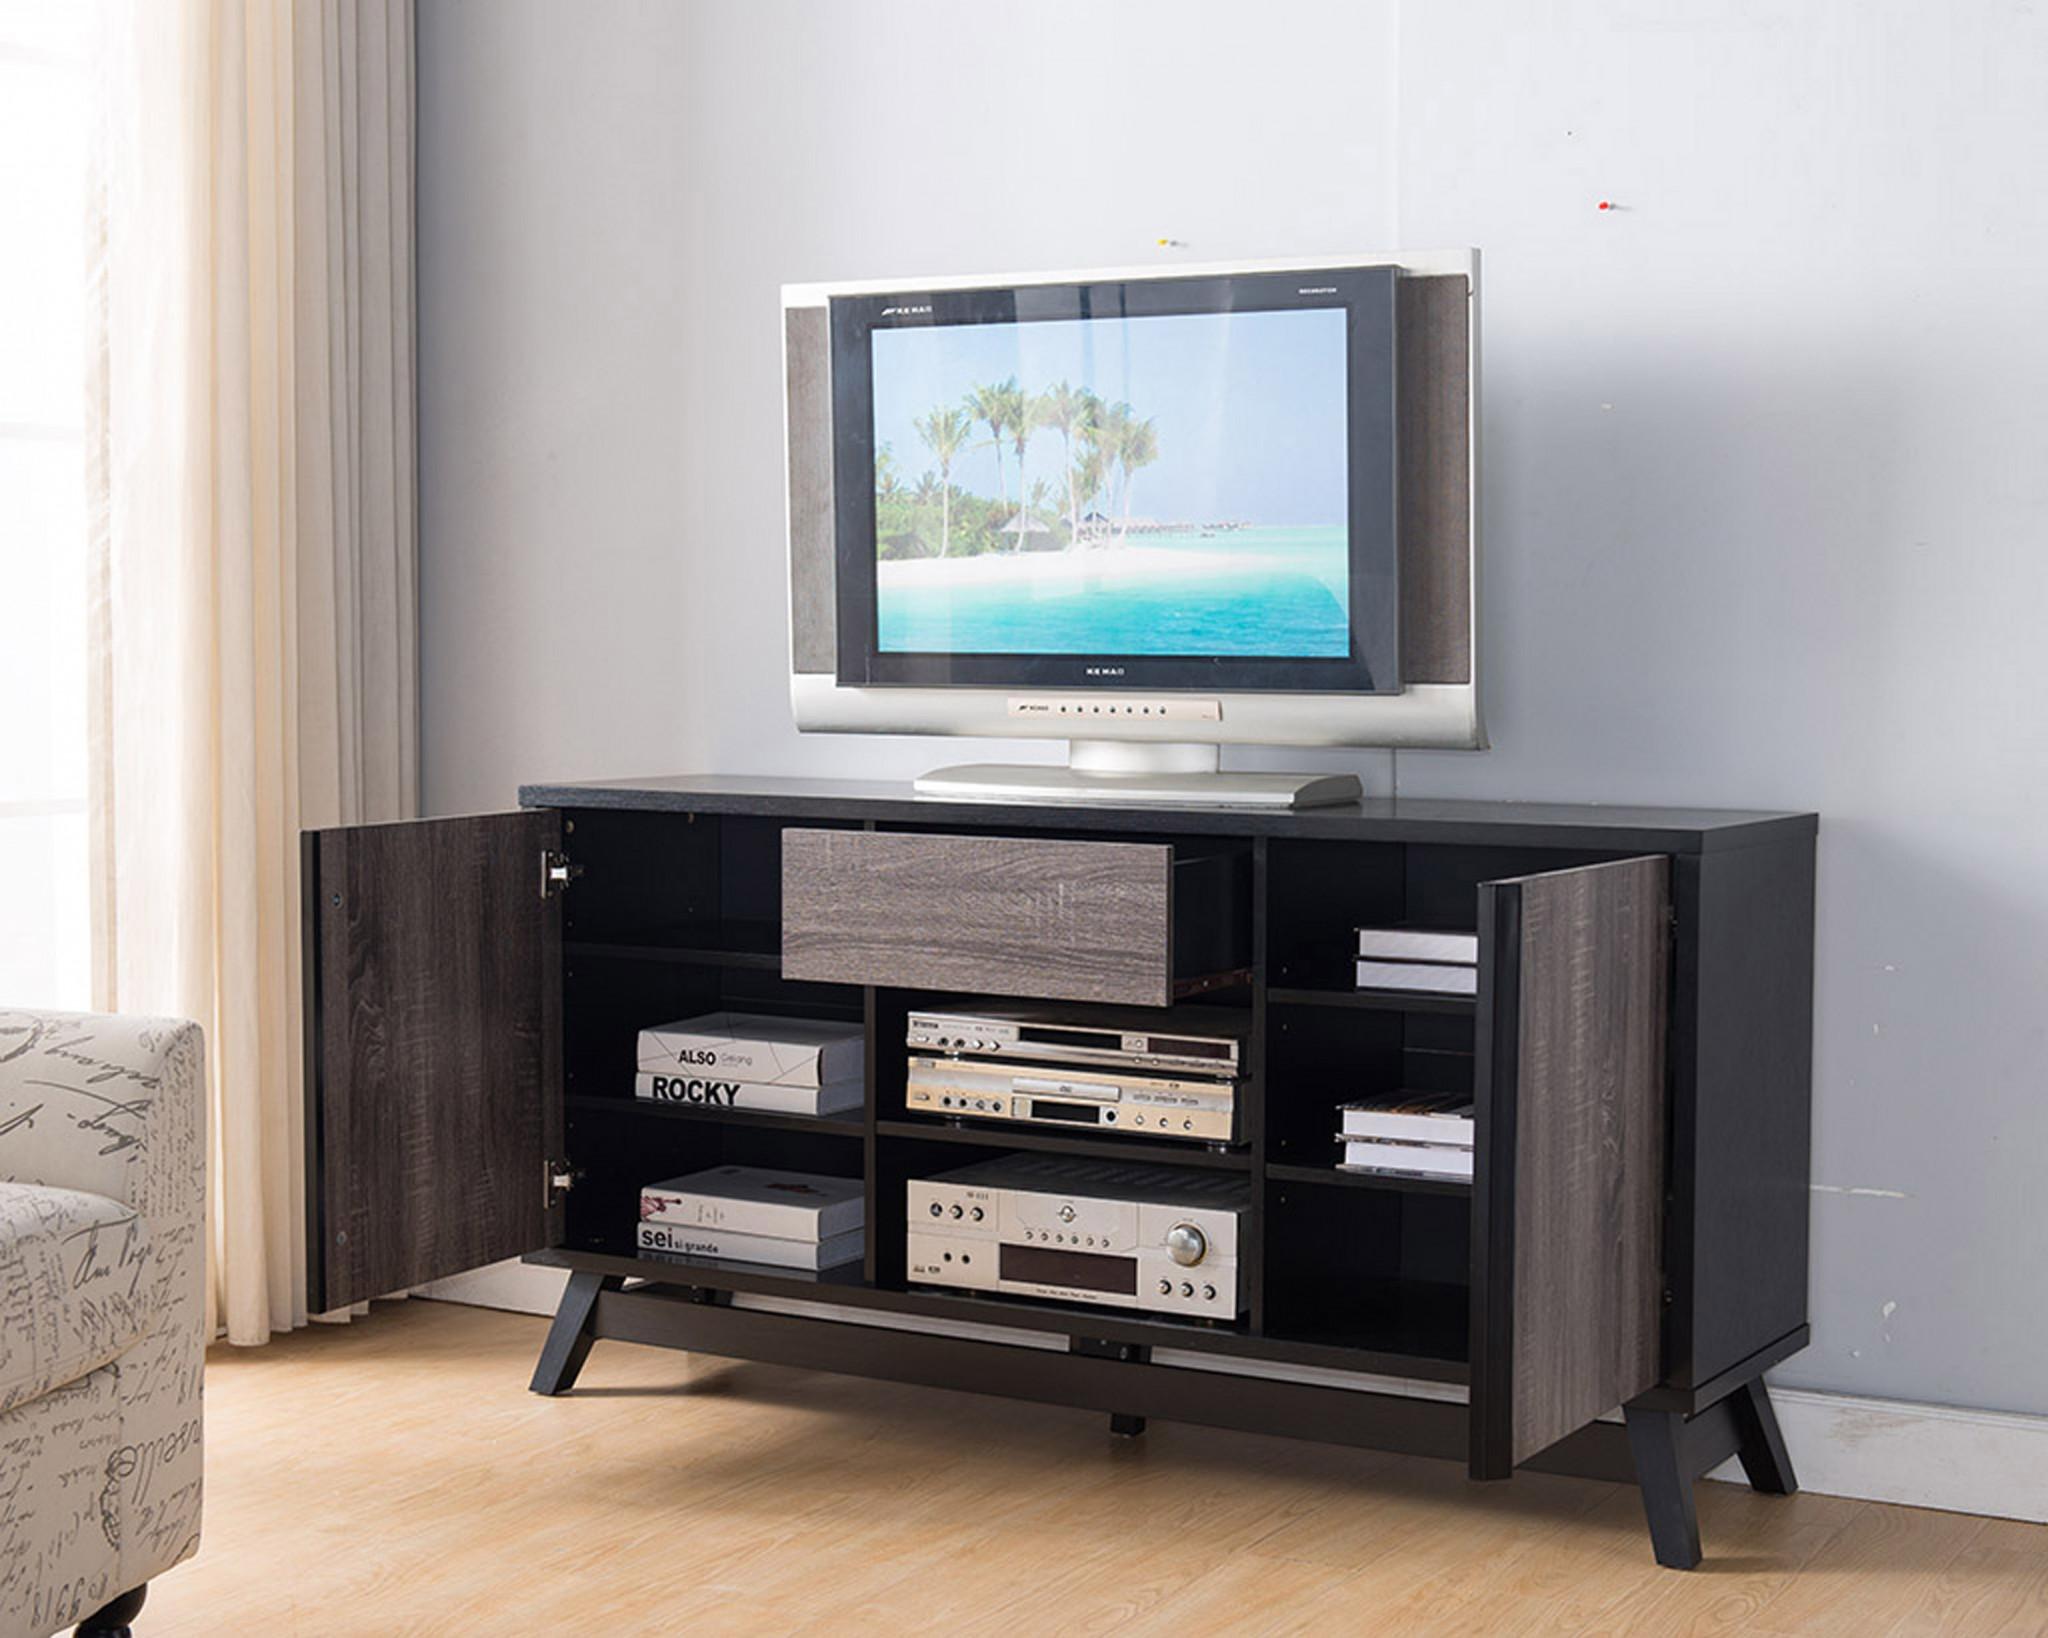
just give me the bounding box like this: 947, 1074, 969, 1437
1000, 1243, 1137, 1295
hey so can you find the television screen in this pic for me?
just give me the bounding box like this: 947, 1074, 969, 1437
831, 267, 1399, 694
869, 307, 1350, 659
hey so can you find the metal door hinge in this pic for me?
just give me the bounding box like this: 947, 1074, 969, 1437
541, 849, 582, 899
546, 1159, 579, 1207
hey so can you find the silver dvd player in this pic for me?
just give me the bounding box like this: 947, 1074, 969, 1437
905, 1054, 1239, 1143
906, 1005, 1244, 1077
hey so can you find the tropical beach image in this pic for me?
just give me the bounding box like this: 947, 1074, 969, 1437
868, 305, 1352, 658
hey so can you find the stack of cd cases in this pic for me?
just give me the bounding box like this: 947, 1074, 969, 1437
1336, 1092, 1475, 1181
1353, 927, 1479, 996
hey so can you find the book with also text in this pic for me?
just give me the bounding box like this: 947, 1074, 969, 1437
636, 1012, 864, 1092
634, 1071, 860, 1116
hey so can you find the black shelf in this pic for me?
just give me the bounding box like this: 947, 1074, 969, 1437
565, 1093, 865, 1137
564, 919, 784, 971
1268, 985, 1477, 1017
529, 1244, 1470, 1382
1267, 1160, 1472, 1198
1262, 1278, 1471, 1369
542, 1243, 874, 1293
875, 1117, 1251, 1172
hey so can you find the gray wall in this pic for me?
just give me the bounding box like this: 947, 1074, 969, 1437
417, 1, 2048, 1414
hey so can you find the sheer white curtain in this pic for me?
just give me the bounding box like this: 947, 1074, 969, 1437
86, 0, 417, 1344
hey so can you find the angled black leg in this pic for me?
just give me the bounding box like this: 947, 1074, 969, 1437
75, 1583, 147, 1637
530, 1271, 621, 1396
1624, 1407, 1702, 1571
1109, 1412, 1147, 1438
1729, 1376, 1797, 1495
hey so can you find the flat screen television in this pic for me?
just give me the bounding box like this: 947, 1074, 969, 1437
783, 250, 1483, 808
828, 266, 1400, 696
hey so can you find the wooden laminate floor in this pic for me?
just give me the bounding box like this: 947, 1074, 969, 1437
141, 1300, 2046, 1637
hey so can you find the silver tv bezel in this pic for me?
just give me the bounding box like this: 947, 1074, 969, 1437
783, 248, 1483, 752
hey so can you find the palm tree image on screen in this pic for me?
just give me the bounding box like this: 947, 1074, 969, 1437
884, 380, 1166, 560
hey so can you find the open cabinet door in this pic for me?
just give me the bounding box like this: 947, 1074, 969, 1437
1470, 855, 1670, 1478
304, 811, 565, 1313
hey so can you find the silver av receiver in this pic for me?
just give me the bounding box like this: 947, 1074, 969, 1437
907, 1157, 1248, 1320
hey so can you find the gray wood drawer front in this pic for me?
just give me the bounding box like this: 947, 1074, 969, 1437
782, 828, 1179, 1005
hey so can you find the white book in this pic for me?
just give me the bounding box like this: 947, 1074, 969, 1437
1339, 1093, 1476, 1146
639, 1165, 865, 1240
634, 1071, 861, 1116
1339, 1140, 1475, 1180
1355, 927, 1479, 964
636, 1221, 864, 1270
1355, 959, 1479, 996
636, 1012, 864, 1092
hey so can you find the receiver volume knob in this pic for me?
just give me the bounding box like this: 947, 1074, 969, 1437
1165, 1223, 1207, 1267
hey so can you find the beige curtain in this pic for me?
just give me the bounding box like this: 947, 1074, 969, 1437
86, 0, 417, 1345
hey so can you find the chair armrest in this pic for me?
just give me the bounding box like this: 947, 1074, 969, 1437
0, 1009, 207, 1282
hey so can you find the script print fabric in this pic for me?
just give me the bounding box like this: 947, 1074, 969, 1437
0, 1012, 205, 1634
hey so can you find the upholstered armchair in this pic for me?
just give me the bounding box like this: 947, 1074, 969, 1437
0, 1012, 206, 1638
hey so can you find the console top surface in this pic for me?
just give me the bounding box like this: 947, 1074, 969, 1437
518, 772, 1814, 853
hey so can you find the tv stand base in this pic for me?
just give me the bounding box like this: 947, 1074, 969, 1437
525, 1258, 1800, 1571
914, 740, 1362, 809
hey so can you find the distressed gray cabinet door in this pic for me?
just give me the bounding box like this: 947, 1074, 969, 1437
304, 811, 563, 1312
1470, 854, 1670, 1477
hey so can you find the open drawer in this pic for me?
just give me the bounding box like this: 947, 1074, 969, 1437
780, 827, 1249, 1006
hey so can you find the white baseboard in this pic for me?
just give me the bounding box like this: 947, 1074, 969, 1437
1706, 1386, 2048, 1524
417, 1273, 2048, 1525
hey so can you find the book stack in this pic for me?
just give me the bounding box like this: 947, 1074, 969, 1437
637, 1165, 865, 1270
635, 1011, 863, 1116
1336, 1091, 1475, 1181
1354, 927, 1479, 996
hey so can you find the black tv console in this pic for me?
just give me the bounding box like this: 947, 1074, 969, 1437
300, 775, 1816, 1570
